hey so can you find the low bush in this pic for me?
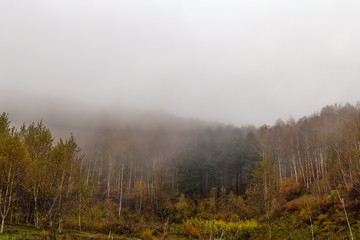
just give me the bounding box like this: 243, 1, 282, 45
183, 217, 259, 239
280, 178, 302, 201
140, 228, 153, 240
183, 225, 201, 239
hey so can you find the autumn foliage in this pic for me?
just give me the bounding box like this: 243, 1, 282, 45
1, 103, 360, 239
280, 178, 302, 201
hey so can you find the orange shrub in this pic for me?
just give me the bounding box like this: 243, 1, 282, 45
39, 229, 48, 239
317, 199, 332, 213
286, 202, 301, 212
183, 225, 201, 238
279, 178, 302, 201
140, 228, 153, 240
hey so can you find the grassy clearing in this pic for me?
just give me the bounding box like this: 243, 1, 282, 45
0, 225, 136, 240
0, 224, 192, 240
0, 225, 39, 239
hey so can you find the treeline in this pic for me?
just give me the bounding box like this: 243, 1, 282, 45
0, 111, 258, 235
256, 103, 360, 195
245, 103, 360, 239
76, 120, 259, 230
0, 113, 82, 233
2, 102, 360, 238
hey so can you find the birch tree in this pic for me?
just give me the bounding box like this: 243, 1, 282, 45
20, 122, 53, 229
0, 113, 28, 233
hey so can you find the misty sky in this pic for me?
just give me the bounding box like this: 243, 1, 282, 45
1, 1, 360, 126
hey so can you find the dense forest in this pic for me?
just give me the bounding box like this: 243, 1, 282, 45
2, 103, 360, 239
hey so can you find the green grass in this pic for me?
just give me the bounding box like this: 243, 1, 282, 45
0, 225, 194, 240
0, 224, 135, 240
0, 225, 39, 239
0, 224, 191, 240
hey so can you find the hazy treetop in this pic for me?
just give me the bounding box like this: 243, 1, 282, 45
1, 0, 360, 126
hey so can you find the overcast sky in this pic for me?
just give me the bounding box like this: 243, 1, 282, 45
1, 0, 360, 126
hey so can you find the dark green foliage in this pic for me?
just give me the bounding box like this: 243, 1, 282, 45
176, 126, 258, 196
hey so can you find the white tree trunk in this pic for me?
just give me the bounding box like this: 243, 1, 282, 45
118, 167, 124, 217
107, 153, 112, 199
78, 194, 82, 231
0, 216, 5, 233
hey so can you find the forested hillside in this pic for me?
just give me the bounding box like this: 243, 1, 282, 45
1, 103, 360, 239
